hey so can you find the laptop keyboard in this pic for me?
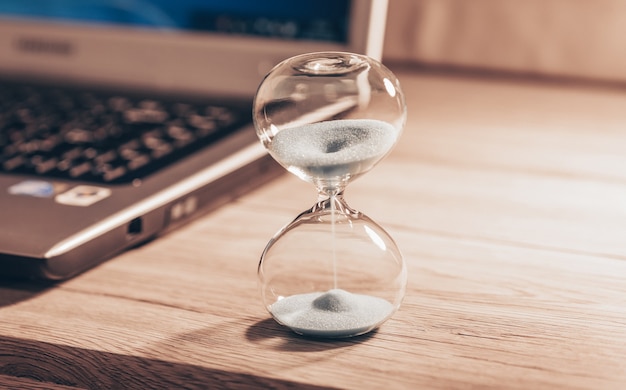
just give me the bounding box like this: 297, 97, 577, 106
0, 81, 248, 184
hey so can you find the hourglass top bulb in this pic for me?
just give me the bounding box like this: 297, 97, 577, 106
253, 51, 406, 193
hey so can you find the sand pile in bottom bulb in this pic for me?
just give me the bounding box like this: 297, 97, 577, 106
270, 289, 394, 338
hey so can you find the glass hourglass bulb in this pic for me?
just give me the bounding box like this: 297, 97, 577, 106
253, 52, 407, 338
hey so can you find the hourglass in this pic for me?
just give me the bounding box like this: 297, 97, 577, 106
253, 52, 407, 338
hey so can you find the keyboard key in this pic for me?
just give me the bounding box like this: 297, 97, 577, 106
127, 154, 150, 170
69, 161, 92, 178
102, 165, 127, 182
124, 107, 168, 124
94, 150, 117, 165
65, 128, 94, 144
34, 157, 58, 174
62, 147, 83, 161
188, 114, 216, 132
3, 155, 25, 171
150, 143, 173, 159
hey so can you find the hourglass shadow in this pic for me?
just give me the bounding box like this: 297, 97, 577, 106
245, 318, 378, 352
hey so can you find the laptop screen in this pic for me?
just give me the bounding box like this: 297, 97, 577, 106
0, 0, 351, 44
0, 0, 383, 97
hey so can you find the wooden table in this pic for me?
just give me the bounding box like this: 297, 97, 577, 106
2, 68, 626, 389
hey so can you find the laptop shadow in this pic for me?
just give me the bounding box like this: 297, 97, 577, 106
0, 279, 56, 307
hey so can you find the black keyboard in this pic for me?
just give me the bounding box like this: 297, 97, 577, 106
0, 81, 248, 184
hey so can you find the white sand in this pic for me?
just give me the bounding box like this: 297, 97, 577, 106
268, 119, 398, 179
270, 289, 394, 338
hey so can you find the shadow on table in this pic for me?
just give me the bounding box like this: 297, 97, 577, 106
0, 279, 56, 307
0, 336, 336, 390
245, 318, 377, 352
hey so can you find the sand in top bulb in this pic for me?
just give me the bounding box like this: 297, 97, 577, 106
270, 289, 394, 338
268, 118, 399, 182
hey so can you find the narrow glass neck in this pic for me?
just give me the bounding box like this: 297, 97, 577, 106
317, 188, 345, 202
309, 189, 360, 220
314, 175, 350, 199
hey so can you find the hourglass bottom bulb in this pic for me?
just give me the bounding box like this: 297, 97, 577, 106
269, 289, 394, 338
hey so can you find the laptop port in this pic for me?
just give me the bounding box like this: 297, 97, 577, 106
127, 217, 143, 236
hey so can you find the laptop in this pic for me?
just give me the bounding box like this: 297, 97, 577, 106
0, 0, 389, 280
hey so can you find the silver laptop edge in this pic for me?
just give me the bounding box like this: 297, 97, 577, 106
45, 141, 266, 258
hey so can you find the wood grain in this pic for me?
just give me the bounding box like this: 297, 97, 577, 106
2, 69, 626, 389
